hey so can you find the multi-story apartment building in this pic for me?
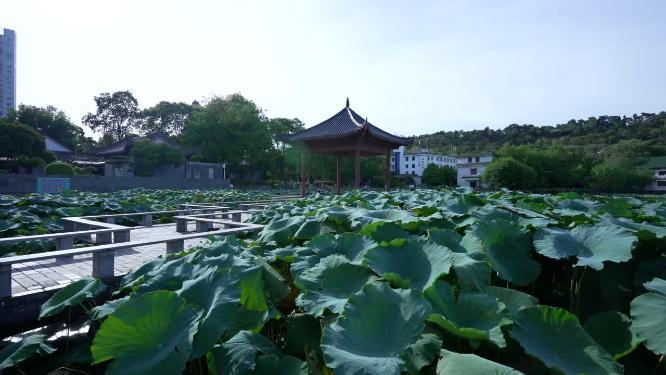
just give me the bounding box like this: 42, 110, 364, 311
644, 156, 666, 192
0, 28, 16, 118
456, 154, 493, 188
390, 146, 456, 176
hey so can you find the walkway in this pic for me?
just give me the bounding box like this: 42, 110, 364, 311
9, 220, 245, 296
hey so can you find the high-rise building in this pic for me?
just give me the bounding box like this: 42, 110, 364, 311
0, 28, 16, 118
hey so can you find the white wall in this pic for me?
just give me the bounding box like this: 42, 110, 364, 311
456, 155, 493, 188
390, 146, 456, 176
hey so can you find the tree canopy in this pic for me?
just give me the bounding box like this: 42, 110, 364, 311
422, 164, 456, 187
82, 91, 140, 142
139, 101, 194, 136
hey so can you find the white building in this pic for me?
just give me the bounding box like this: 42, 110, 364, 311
456, 154, 493, 188
0, 28, 16, 118
390, 146, 456, 176
644, 156, 666, 192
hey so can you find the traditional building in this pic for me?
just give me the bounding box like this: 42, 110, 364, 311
44, 135, 74, 160
93, 132, 226, 180
456, 154, 493, 188
281, 98, 412, 195
390, 146, 456, 176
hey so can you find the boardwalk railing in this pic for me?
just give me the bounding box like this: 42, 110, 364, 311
0, 196, 302, 299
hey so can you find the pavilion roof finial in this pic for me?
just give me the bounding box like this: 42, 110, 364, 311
346, 97, 350, 107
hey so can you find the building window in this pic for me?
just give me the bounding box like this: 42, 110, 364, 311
475, 156, 480, 162
658, 170, 666, 176
405, 157, 408, 161
658, 180, 666, 186
470, 168, 477, 175
412, 156, 415, 161
412, 171, 415, 175
412, 164, 415, 168
468, 157, 472, 163
470, 180, 478, 188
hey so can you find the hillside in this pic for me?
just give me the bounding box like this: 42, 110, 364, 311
413, 111, 666, 155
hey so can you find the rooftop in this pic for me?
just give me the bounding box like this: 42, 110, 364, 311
281, 99, 411, 146
643, 156, 666, 169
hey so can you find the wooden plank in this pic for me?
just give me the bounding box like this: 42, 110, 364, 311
0, 227, 121, 245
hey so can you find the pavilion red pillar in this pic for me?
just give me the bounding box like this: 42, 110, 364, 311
385, 151, 391, 191
300, 150, 306, 197
336, 155, 341, 195
354, 149, 361, 189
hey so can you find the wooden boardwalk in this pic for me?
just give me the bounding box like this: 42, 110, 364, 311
9, 223, 211, 296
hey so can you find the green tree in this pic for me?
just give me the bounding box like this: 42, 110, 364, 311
139, 101, 193, 136
586, 163, 652, 192
483, 157, 539, 189
130, 139, 182, 177
422, 164, 456, 187
82, 91, 140, 141
181, 94, 273, 171
0, 119, 53, 161
11, 105, 86, 152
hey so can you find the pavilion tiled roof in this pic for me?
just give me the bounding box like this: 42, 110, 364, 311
281, 101, 412, 146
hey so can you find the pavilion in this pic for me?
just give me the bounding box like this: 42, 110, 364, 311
281, 99, 412, 196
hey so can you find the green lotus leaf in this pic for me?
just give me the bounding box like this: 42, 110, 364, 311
219, 331, 280, 375
349, 208, 421, 230
255, 354, 308, 375
442, 193, 486, 216
509, 305, 622, 375
473, 205, 554, 228
601, 214, 666, 240
425, 280, 511, 347
630, 278, 666, 355
400, 331, 443, 374
364, 239, 454, 291
177, 268, 241, 358
296, 255, 375, 316
533, 224, 636, 270
91, 290, 201, 375
0, 220, 19, 233
436, 349, 524, 374
39, 277, 107, 319
450, 252, 492, 291
322, 283, 431, 375
55, 207, 86, 217
282, 313, 322, 357
257, 216, 305, 244
88, 293, 129, 319
584, 311, 641, 360
0, 334, 56, 371
306, 232, 377, 263
466, 220, 540, 286
483, 286, 538, 316
12, 211, 41, 224
361, 221, 411, 243
293, 218, 324, 240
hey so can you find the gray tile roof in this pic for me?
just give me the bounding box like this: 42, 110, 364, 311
282, 105, 411, 146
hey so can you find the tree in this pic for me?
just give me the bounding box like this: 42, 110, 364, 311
181, 94, 273, 171
82, 91, 140, 141
422, 164, 456, 187
130, 139, 182, 177
11, 105, 87, 152
0, 119, 53, 161
586, 163, 652, 192
483, 157, 539, 189
139, 101, 193, 136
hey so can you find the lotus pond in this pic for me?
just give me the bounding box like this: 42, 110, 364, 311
2, 189, 666, 374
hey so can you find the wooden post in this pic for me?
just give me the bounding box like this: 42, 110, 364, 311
385, 151, 391, 191
96, 232, 112, 245
336, 155, 341, 195
55, 236, 74, 250
300, 150, 306, 197
176, 218, 188, 233
114, 230, 130, 243
166, 239, 184, 255
354, 148, 361, 189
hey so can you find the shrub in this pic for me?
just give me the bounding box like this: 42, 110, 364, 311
45, 162, 76, 176
483, 157, 539, 189
15, 155, 45, 169
0, 120, 49, 159
422, 164, 456, 187
587, 163, 652, 192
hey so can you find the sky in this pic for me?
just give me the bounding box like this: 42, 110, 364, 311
2, 0, 666, 139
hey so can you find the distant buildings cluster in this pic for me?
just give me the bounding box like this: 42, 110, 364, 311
0, 28, 16, 118
390, 146, 493, 187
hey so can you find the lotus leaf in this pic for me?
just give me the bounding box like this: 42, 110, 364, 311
630, 278, 666, 355
584, 311, 641, 360
39, 277, 107, 319
436, 350, 524, 374
0, 334, 56, 371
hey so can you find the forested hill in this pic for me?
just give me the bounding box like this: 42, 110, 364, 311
413, 111, 666, 155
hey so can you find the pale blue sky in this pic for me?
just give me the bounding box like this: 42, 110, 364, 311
2, 0, 666, 138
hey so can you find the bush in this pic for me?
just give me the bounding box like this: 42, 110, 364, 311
587, 163, 652, 192
15, 155, 45, 169
131, 139, 182, 177
483, 157, 539, 189
45, 162, 76, 176
422, 164, 456, 187
0, 120, 50, 160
